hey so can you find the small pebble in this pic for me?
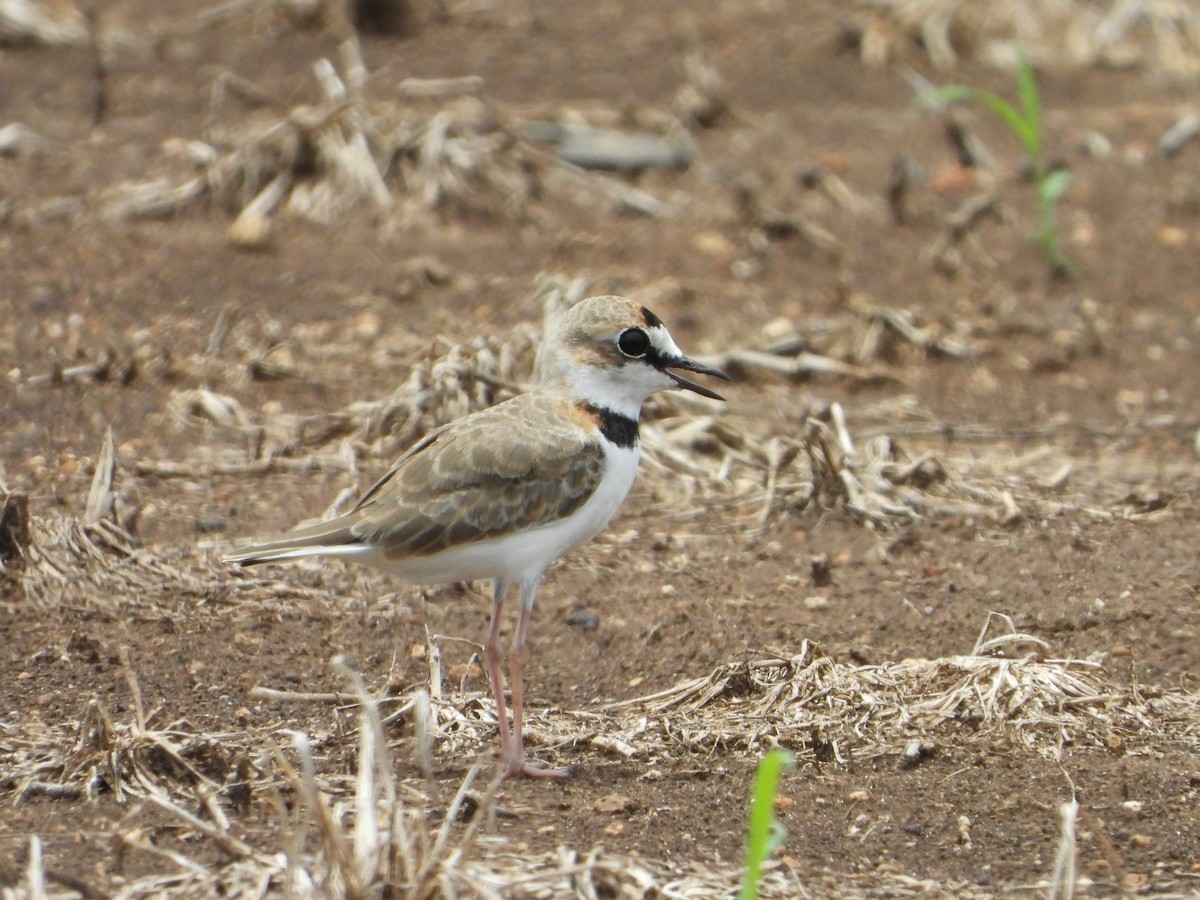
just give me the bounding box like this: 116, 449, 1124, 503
1158, 226, 1187, 247
593, 793, 635, 814
900, 739, 926, 769
565, 608, 600, 631
929, 164, 975, 193
227, 212, 272, 249
810, 553, 832, 587
194, 513, 228, 534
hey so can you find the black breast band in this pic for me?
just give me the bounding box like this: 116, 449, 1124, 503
581, 402, 639, 449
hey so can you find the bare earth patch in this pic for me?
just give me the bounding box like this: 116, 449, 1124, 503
2, 0, 1199, 896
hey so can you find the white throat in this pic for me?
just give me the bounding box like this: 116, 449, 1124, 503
565, 363, 671, 419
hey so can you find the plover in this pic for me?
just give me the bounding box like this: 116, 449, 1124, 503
225, 295, 730, 779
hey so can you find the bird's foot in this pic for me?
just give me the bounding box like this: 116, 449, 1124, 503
503, 755, 579, 781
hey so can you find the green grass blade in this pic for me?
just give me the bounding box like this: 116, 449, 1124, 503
1015, 52, 1042, 160
1039, 168, 1072, 203
916, 84, 974, 110
966, 88, 1037, 156
739, 750, 795, 900
920, 81, 1037, 157
917, 53, 1067, 276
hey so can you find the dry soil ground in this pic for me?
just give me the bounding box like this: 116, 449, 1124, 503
1, 1, 1199, 896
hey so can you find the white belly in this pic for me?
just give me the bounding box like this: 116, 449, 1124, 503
364, 443, 641, 585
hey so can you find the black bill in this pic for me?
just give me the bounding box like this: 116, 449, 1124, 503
662, 356, 732, 401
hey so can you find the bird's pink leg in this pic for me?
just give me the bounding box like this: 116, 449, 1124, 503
505, 577, 577, 780
482, 581, 514, 765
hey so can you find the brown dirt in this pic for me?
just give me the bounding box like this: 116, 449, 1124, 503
2, 1, 1199, 896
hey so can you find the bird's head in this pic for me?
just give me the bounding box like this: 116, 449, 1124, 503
537, 295, 731, 416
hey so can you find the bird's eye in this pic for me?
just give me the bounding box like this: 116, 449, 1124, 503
617, 328, 650, 358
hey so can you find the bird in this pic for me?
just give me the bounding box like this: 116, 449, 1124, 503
224, 295, 730, 779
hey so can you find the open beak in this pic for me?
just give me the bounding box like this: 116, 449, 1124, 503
662, 356, 732, 401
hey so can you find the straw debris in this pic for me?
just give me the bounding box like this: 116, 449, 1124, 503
24, 274, 1187, 558
4, 362, 1199, 896
850, 0, 1200, 74
96, 48, 684, 240
0, 0, 87, 45
4, 629, 1195, 896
